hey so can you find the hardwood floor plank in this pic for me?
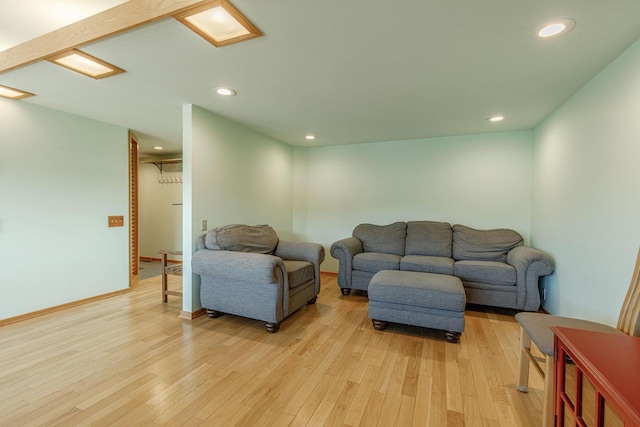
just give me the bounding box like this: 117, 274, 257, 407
351, 389, 383, 427
341, 362, 380, 426
0, 275, 542, 426
445, 337, 464, 413
374, 344, 409, 427
288, 374, 334, 426
324, 380, 358, 426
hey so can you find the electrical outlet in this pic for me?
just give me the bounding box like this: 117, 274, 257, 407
108, 216, 124, 227
201, 219, 207, 231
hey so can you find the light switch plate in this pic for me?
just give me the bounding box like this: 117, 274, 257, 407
201, 219, 207, 231
108, 216, 124, 227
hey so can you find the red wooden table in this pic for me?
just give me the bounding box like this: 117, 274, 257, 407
552, 326, 640, 426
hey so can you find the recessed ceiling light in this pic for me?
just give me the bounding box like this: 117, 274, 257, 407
46, 48, 125, 79
174, 0, 262, 48
488, 115, 504, 122
153, 146, 164, 150
0, 84, 35, 100
214, 87, 237, 96
305, 135, 317, 141
537, 19, 575, 39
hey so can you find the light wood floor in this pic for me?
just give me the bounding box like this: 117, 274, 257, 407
0, 275, 545, 426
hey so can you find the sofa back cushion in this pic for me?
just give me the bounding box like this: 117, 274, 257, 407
353, 222, 407, 256
452, 224, 523, 262
405, 221, 452, 257
205, 224, 279, 254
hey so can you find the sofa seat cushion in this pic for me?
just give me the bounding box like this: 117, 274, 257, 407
353, 253, 401, 273
283, 260, 314, 289
353, 222, 407, 256
454, 260, 516, 286
405, 221, 452, 257
400, 255, 454, 275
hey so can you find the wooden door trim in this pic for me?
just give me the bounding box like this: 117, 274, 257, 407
129, 133, 139, 287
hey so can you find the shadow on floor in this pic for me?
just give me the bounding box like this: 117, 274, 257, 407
139, 259, 162, 280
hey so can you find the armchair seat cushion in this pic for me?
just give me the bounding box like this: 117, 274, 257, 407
400, 255, 454, 275
454, 260, 516, 286
283, 260, 314, 289
353, 253, 401, 273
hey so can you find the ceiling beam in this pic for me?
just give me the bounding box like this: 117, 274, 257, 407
0, 0, 209, 74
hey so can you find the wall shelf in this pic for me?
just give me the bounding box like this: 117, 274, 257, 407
144, 158, 182, 174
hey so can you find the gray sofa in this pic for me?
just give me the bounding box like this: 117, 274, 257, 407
192, 224, 325, 332
330, 221, 554, 311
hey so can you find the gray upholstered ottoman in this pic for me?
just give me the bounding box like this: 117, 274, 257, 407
368, 270, 466, 342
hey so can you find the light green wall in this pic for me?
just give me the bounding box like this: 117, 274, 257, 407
302, 131, 535, 272
532, 39, 640, 325
0, 99, 129, 320
292, 147, 308, 241
181, 105, 294, 312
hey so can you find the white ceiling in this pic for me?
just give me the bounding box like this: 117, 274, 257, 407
2, 1, 640, 156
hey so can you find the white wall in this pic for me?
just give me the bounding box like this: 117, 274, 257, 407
302, 131, 535, 272
181, 105, 294, 312
532, 39, 640, 324
138, 161, 182, 260
0, 99, 129, 320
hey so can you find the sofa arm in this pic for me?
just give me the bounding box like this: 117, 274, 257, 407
330, 237, 363, 289
274, 240, 325, 292
192, 249, 287, 285
507, 245, 555, 311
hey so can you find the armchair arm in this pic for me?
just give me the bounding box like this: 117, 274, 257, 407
274, 240, 325, 293
507, 245, 555, 311
330, 237, 363, 289
274, 240, 325, 265
192, 249, 287, 285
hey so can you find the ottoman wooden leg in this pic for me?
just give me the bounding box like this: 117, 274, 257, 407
372, 319, 388, 330
206, 309, 224, 318
445, 331, 461, 343
341, 288, 351, 296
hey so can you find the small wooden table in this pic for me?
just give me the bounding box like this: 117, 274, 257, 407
552, 326, 640, 426
159, 249, 183, 303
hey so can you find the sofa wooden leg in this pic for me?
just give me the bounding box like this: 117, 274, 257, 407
445, 331, 461, 343
372, 319, 387, 330
265, 322, 281, 333
206, 309, 224, 318
341, 288, 351, 296
307, 296, 317, 305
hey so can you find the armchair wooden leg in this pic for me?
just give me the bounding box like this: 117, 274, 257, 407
517, 326, 531, 392
265, 322, 281, 333
542, 355, 554, 427
341, 288, 351, 296
307, 296, 317, 305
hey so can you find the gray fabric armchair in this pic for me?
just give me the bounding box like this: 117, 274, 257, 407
192, 225, 325, 332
